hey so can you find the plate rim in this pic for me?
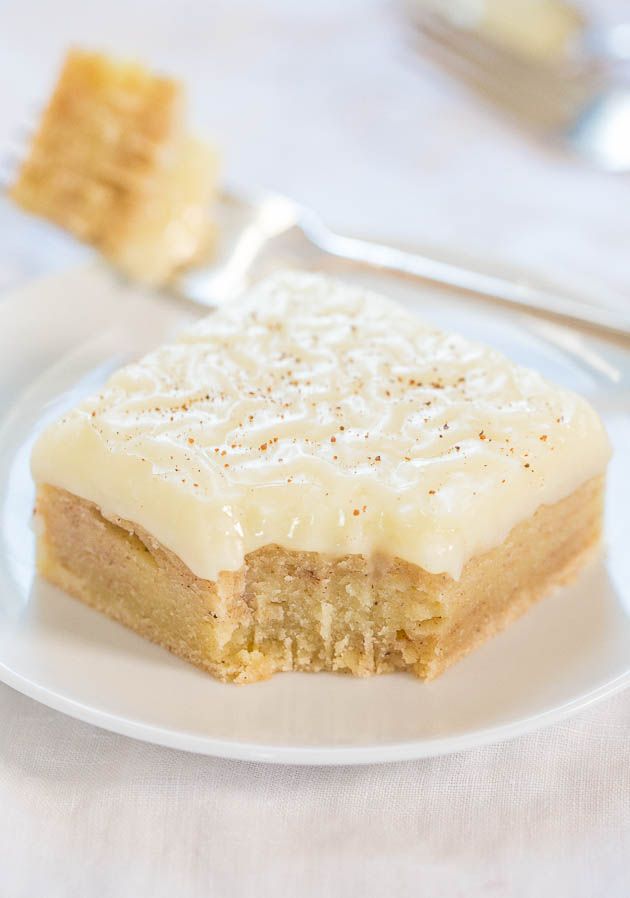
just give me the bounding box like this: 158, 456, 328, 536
2, 658, 630, 765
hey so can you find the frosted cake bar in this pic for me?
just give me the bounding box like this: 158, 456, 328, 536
32, 272, 610, 682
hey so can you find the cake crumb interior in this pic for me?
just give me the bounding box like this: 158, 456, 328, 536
35, 478, 604, 683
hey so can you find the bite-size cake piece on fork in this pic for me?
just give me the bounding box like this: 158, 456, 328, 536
32, 272, 610, 683
10, 48, 218, 285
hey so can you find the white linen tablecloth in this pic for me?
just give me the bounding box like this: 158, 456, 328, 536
1, 1, 629, 894
2, 685, 629, 897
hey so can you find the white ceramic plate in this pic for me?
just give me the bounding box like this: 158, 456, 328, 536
1, 264, 629, 765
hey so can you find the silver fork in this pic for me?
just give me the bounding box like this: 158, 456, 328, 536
407, 4, 630, 171
3, 153, 630, 338
175, 186, 630, 339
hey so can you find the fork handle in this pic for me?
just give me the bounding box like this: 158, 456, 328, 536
311, 227, 630, 340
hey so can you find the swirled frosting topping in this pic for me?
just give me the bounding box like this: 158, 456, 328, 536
32, 271, 610, 580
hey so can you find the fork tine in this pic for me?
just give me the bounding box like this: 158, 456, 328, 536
419, 15, 574, 104
410, 6, 596, 81
1, 114, 37, 193
0, 150, 22, 193
415, 23, 558, 129
415, 12, 597, 132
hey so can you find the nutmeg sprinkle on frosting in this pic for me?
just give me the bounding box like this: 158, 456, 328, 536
31, 271, 611, 581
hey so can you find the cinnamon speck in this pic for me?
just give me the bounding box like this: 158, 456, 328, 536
352, 508, 360, 516
479, 431, 486, 440
539, 434, 548, 442
188, 437, 195, 445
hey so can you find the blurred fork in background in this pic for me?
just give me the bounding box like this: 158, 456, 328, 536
406, 0, 630, 171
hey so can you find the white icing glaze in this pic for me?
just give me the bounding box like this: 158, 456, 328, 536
32, 271, 610, 581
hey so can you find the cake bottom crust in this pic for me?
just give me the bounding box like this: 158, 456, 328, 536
35, 478, 604, 683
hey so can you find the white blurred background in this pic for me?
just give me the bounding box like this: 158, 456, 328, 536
0, 0, 627, 306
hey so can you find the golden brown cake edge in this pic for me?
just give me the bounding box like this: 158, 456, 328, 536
34, 477, 604, 684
